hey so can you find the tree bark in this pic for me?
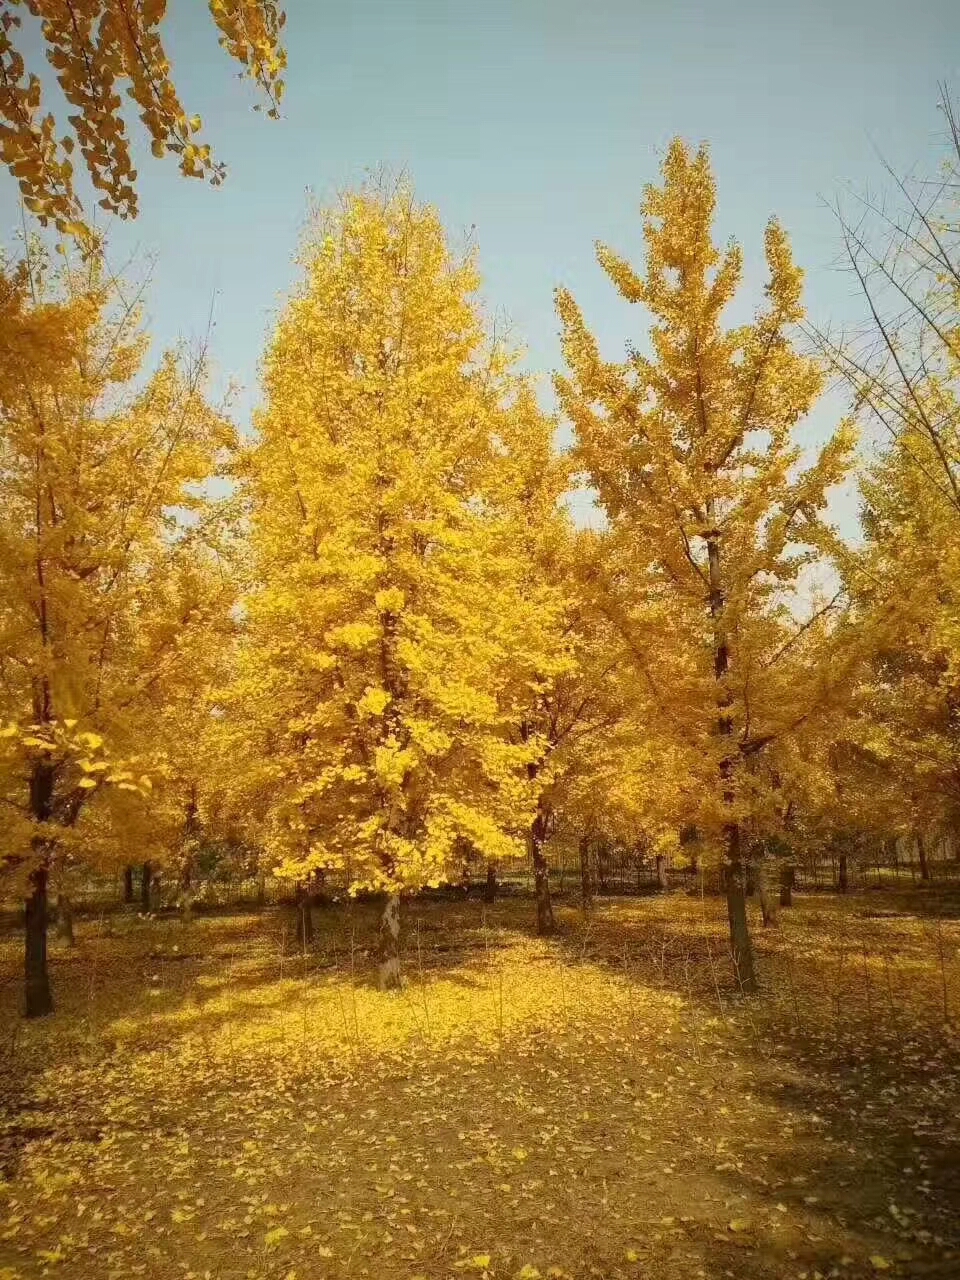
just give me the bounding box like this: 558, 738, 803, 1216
293, 882, 314, 949
757, 862, 778, 927
123, 866, 134, 904
779, 864, 794, 907
707, 507, 758, 993
55, 893, 75, 945
655, 853, 668, 892
180, 882, 194, 925
483, 861, 498, 903
529, 801, 555, 936
579, 835, 594, 912
745, 860, 758, 896
140, 861, 152, 913
917, 832, 931, 882
180, 789, 198, 924
25, 758, 55, 1018
725, 831, 759, 993
25, 864, 53, 1018
838, 851, 849, 894
378, 893, 402, 990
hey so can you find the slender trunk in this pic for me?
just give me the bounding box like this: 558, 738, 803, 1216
838, 851, 849, 894
123, 866, 134, 904
757, 862, 778, 928
180, 789, 198, 924
293, 882, 314, 948
140, 861, 152, 913
725, 829, 759, 993
25, 758, 55, 1018
917, 832, 931, 882
655, 853, 668, 892
180, 881, 194, 925
745, 860, 758, 896
311, 867, 328, 907
779, 864, 794, 908
378, 893, 402, 991
707, 509, 758, 993
25, 864, 52, 1018
688, 850, 700, 876
179, 856, 194, 924
529, 801, 555, 935
483, 861, 498, 904
579, 835, 594, 913
55, 893, 75, 945
256, 873, 267, 909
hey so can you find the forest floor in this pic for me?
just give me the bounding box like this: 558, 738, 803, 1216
1, 883, 959, 1280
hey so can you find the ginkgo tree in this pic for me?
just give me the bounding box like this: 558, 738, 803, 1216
227, 183, 571, 987
0, 240, 237, 1016
556, 139, 857, 991
842, 432, 960, 864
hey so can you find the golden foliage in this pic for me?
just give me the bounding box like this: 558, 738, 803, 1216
0, 239, 237, 882
0, 0, 286, 242
556, 138, 858, 855
223, 184, 574, 895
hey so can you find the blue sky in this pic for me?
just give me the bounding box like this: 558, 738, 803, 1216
3, 0, 960, 538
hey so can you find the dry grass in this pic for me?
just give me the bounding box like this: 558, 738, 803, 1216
0, 885, 959, 1280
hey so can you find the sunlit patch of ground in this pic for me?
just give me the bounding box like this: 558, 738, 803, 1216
1, 887, 959, 1279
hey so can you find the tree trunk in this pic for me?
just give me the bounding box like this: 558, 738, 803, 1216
655, 853, 668, 892
311, 867, 329, 907
725, 834, 758, 993
532, 844, 554, 934
140, 861, 152, 913
745, 860, 758, 896
779, 864, 794, 908
483, 861, 498, 904
757, 862, 778, 927
530, 825, 554, 936
706, 504, 758, 993
180, 789, 197, 923
378, 893, 402, 991
180, 839, 195, 923
180, 883, 194, 925
25, 864, 53, 1018
256, 873, 267, 908
579, 835, 594, 912
838, 851, 849, 894
689, 850, 700, 876
293, 882, 314, 948
597, 847, 608, 893
25, 758, 56, 1018
55, 893, 75, 945
917, 832, 930, 882
123, 866, 134, 904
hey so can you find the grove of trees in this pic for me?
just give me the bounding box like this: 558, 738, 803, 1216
2, 11, 959, 1018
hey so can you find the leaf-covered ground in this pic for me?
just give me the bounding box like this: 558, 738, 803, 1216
1, 885, 959, 1280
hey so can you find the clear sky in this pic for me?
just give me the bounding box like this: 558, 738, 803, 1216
4, 0, 960, 537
